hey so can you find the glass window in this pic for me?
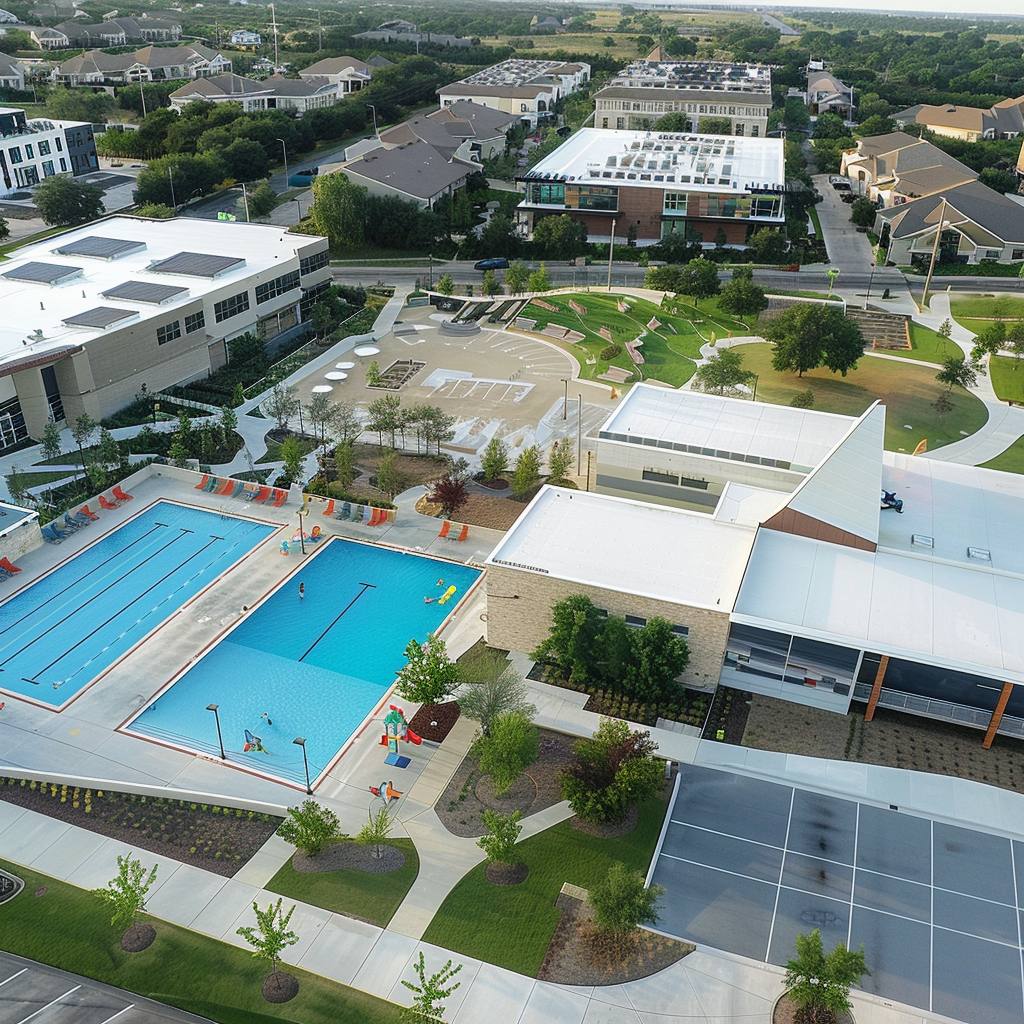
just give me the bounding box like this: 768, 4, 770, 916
25, 144, 34, 159
527, 182, 565, 205
214, 291, 250, 323
642, 468, 678, 485
299, 249, 329, 275
672, 624, 689, 637
59, 158, 67, 171
38, 139, 50, 155
9, 146, 21, 164
723, 624, 791, 682
255, 270, 300, 304
625, 615, 647, 629
663, 192, 687, 214
184, 311, 205, 334
56, 137, 63, 151
156, 320, 181, 345
41, 160, 54, 176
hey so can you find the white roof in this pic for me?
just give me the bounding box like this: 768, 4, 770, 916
0, 216, 324, 373
525, 128, 785, 193
599, 385, 853, 473
485, 485, 755, 612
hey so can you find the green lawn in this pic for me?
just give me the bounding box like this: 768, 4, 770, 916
8, 469, 79, 488
257, 436, 320, 465
949, 295, 1024, 334
0, 858, 401, 1024
982, 434, 1024, 474
265, 839, 419, 927
888, 322, 958, 364
421, 794, 669, 977
519, 292, 749, 388
989, 355, 1024, 404
739, 343, 989, 453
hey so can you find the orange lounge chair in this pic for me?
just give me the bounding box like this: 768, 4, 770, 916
0, 557, 21, 574
254, 485, 272, 503
214, 478, 234, 495
113, 485, 133, 501
272, 489, 288, 507
79, 504, 100, 521
321, 499, 335, 516
368, 508, 384, 526
438, 520, 451, 539
194, 474, 210, 491
455, 524, 469, 541
99, 495, 118, 510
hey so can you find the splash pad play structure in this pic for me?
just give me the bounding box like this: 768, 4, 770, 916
380, 704, 422, 769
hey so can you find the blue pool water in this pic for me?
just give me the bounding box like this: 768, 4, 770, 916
0, 502, 275, 706
129, 538, 482, 786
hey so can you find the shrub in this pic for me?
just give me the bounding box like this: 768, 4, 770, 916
589, 861, 664, 935
477, 711, 539, 796
458, 665, 536, 738
477, 810, 523, 865
395, 634, 459, 705
600, 343, 623, 361
276, 799, 343, 857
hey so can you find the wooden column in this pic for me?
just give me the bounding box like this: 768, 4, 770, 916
864, 655, 889, 722
983, 682, 1014, 749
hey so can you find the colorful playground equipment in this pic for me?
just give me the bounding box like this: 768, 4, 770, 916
438, 584, 457, 605
243, 729, 268, 754
369, 780, 403, 805
380, 704, 422, 768
881, 489, 904, 514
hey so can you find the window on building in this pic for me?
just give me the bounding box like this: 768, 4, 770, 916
41, 160, 54, 176
55, 137, 62, 151
25, 143, 33, 159
1012, 249, 1024, 261
642, 468, 679, 485
625, 615, 647, 629
184, 311, 205, 334
299, 250, 329, 275
663, 192, 687, 213
38, 139, 50, 156
255, 270, 300, 304
8, 146, 21, 163
527, 182, 565, 205
735, 123, 745, 136
214, 291, 250, 322
678, 475, 709, 490
671, 624, 690, 637
156, 320, 181, 344
751, 125, 759, 137
59, 158, 67, 171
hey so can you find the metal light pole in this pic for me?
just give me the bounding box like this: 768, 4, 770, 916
240, 182, 250, 222
366, 103, 379, 139
296, 507, 307, 554
294, 197, 302, 224
206, 704, 225, 759
560, 378, 568, 420
276, 137, 288, 189
577, 393, 583, 473
606, 217, 617, 291
864, 260, 876, 311
167, 165, 176, 210
293, 737, 312, 794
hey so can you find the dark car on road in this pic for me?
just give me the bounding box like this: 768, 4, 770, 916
474, 257, 510, 270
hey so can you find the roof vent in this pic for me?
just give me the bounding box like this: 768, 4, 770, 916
911, 534, 934, 549
967, 546, 991, 561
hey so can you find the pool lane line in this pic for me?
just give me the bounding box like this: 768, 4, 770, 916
298, 581, 376, 663
11, 533, 217, 684
0, 529, 195, 671
49, 537, 249, 693
0, 525, 168, 640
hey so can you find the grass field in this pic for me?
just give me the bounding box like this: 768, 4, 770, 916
421, 794, 669, 977
738, 343, 988, 452
0, 858, 401, 1024
517, 291, 748, 387
989, 355, 1024, 404
893, 322, 958, 364
949, 295, 1024, 335
982, 434, 1024, 474
265, 839, 419, 927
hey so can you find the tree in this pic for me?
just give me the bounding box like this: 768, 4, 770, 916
402, 953, 462, 1023
694, 348, 752, 394
681, 258, 720, 306
248, 180, 277, 218
511, 444, 542, 498
310, 302, 334, 340
718, 267, 768, 324
589, 861, 665, 935
265, 384, 299, 432
477, 710, 539, 795
458, 665, 537, 738
436, 273, 455, 296
477, 810, 523, 865
276, 799, 344, 857
334, 440, 357, 488
92, 853, 158, 933
532, 593, 605, 684
167, 440, 189, 468
395, 634, 459, 705
812, 113, 850, 139
481, 269, 500, 297
971, 320, 1005, 360
850, 198, 877, 228
698, 115, 732, 135
481, 435, 509, 481
237, 899, 300, 991
1006, 321, 1024, 370
979, 166, 1019, 195
528, 263, 552, 293
532, 214, 588, 260
330, 402, 362, 445
766, 304, 865, 377
367, 393, 402, 448
625, 617, 690, 702
784, 930, 868, 1024
664, 34, 697, 57
0, 214, 8, 242
936, 355, 985, 391
428, 473, 470, 518
32, 175, 104, 227
477, 212, 519, 260
97, 427, 121, 471
280, 435, 305, 483
655, 112, 693, 133
221, 404, 238, 437
306, 392, 334, 453
506, 260, 530, 295
40, 421, 62, 463
366, 360, 382, 387
748, 227, 788, 264
71, 413, 96, 485
374, 448, 406, 497
856, 114, 896, 137
310, 171, 366, 249
547, 436, 575, 481
357, 806, 394, 859
560, 718, 664, 824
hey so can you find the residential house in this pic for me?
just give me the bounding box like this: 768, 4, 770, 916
353, 20, 471, 49
52, 44, 232, 86
893, 97, 1024, 142
594, 53, 771, 136
875, 180, 1024, 266
0, 8, 19, 22
530, 15, 567, 33
229, 29, 261, 47
169, 73, 339, 114
373, 101, 514, 165
297, 56, 372, 94
438, 59, 590, 129
805, 68, 853, 120
39, 14, 182, 47
0, 53, 25, 92
0, 105, 96, 196
517, 127, 785, 246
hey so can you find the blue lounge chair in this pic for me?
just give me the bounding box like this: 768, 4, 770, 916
41, 521, 66, 543
64, 513, 83, 532
73, 511, 94, 526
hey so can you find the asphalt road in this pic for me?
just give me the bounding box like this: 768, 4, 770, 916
0, 950, 210, 1024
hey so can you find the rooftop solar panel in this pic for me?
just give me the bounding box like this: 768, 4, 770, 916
52, 236, 147, 260
62, 306, 139, 329
148, 252, 245, 278
1, 262, 83, 285
100, 281, 188, 304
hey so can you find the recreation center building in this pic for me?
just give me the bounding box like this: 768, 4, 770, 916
486, 385, 1024, 746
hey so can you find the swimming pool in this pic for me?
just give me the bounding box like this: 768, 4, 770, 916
0, 502, 276, 707
128, 538, 482, 787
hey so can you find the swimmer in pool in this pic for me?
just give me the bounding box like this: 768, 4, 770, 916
436, 578, 444, 587
424, 597, 435, 604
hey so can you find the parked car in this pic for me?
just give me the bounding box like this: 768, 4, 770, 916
474, 257, 510, 270
829, 176, 852, 191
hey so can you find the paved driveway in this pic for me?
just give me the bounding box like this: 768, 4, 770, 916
812, 173, 876, 272
0, 950, 211, 1024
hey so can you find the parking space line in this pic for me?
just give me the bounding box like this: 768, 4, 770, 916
99, 1005, 135, 1023
658, 851, 775, 887
668, 817, 786, 852
0, 968, 27, 987
16, 985, 80, 1024
764, 789, 796, 960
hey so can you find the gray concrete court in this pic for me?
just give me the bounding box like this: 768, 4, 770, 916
650, 763, 1024, 1024
0, 950, 210, 1024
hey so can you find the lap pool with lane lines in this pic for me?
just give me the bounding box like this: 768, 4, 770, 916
649, 764, 1024, 1024
0, 502, 276, 707
127, 538, 482, 787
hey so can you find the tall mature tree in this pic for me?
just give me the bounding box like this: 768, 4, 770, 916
367, 394, 402, 448
766, 303, 865, 378
532, 593, 605, 683
694, 348, 754, 394
625, 617, 690, 702
936, 355, 985, 392
264, 384, 299, 432
532, 214, 588, 260
34, 176, 105, 227
681, 258, 720, 306
310, 171, 366, 249
718, 266, 768, 324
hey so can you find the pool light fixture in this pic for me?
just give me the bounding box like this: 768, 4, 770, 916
206, 703, 225, 759
293, 737, 312, 794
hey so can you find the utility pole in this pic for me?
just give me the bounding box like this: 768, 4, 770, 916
168, 165, 176, 209
921, 196, 948, 311
271, 2, 278, 67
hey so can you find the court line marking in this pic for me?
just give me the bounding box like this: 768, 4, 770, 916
0, 968, 27, 987
15, 984, 80, 1024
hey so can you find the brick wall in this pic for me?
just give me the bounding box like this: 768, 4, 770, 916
486, 564, 731, 687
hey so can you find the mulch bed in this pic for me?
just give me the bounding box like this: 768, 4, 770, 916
475, 478, 510, 491
773, 994, 854, 1024
408, 701, 461, 744
0, 779, 281, 878
538, 897, 694, 986
291, 841, 405, 875
436, 729, 574, 837
571, 801, 639, 838
262, 971, 299, 1003
121, 922, 156, 953
486, 861, 529, 885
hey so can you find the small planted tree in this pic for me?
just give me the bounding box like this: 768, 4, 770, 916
280, 435, 305, 484
481, 435, 509, 481
92, 853, 158, 951
783, 929, 869, 1024
374, 448, 407, 498
511, 444, 542, 497
589, 860, 664, 936
395, 634, 460, 705
428, 473, 470, 519
358, 806, 394, 860
459, 665, 536, 738
40, 420, 63, 462
477, 810, 524, 876
528, 263, 552, 293
481, 269, 500, 296
237, 898, 301, 1003
97, 427, 121, 472
265, 384, 299, 433
477, 710, 539, 796
436, 273, 455, 296
401, 952, 462, 1023
547, 436, 575, 481
221, 404, 238, 437
71, 413, 96, 486
334, 439, 357, 488
276, 799, 344, 858
936, 355, 985, 392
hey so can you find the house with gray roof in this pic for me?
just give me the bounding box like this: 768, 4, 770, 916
894, 96, 1024, 142
0, 53, 25, 91
876, 180, 1024, 267
298, 56, 372, 94
52, 44, 231, 86
169, 73, 339, 113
